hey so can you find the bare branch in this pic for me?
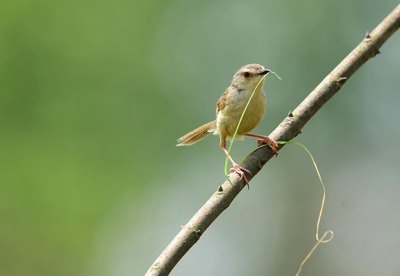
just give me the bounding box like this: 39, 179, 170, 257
145, 5, 400, 276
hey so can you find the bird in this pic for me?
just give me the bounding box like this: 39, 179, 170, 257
176, 64, 278, 182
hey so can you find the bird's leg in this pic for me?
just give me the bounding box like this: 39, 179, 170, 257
220, 141, 250, 183
244, 133, 279, 156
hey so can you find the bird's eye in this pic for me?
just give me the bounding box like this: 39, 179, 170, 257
242, 72, 251, 78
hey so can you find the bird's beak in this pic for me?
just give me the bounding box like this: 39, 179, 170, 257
258, 69, 270, 75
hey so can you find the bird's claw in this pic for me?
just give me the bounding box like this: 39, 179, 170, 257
230, 164, 251, 184
257, 137, 279, 156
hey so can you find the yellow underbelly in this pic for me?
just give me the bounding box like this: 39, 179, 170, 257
217, 92, 266, 138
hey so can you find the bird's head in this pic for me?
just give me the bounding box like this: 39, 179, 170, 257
231, 64, 270, 91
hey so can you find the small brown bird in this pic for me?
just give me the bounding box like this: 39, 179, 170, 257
177, 64, 278, 181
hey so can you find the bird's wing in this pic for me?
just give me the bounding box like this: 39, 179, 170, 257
216, 89, 228, 114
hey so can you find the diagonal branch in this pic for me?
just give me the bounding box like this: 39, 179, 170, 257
145, 5, 400, 276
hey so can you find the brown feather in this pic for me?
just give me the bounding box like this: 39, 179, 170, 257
176, 121, 216, 146
216, 90, 228, 112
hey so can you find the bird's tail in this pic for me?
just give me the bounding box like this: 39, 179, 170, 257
176, 120, 216, 146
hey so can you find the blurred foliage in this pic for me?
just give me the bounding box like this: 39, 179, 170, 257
0, 0, 399, 275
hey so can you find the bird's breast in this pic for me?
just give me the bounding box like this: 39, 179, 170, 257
216, 90, 266, 137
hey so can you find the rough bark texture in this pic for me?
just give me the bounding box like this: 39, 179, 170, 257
145, 5, 400, 276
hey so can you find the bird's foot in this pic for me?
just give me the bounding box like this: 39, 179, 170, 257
257, 136, 279, 156
229, 163, 251, 184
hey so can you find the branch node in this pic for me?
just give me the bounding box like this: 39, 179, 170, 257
364, 31, 382, 57
335, 77, 348, 88
193, 228, 202, 239
185, 225, 202, 240
373, 48, 381, 57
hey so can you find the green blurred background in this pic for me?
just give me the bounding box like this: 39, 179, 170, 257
1, 1, 399, 275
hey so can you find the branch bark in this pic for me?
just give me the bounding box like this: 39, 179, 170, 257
145, 5, 400, 275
